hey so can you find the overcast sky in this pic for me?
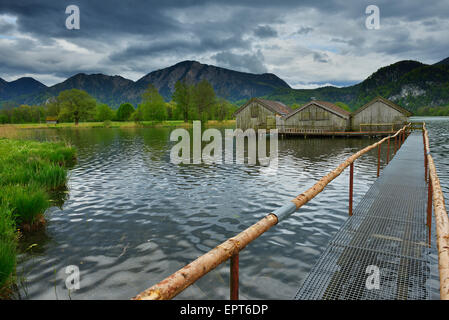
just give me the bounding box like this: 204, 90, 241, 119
0, 0, 448, 88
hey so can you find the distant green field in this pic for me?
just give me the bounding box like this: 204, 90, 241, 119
7, 120, 236, 129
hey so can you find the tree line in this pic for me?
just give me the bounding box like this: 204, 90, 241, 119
416, 105, 449, 116
0, 80, 238, 125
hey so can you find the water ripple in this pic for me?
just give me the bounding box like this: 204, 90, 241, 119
15, 120, 448, 300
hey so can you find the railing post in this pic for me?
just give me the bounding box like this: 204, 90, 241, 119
349, 162, 354, 216
423, 126, 428, 183
230, 253, 239, 300
394, 135, 397, 155
425, 147, 428, 183
427, 175, 433, 246
386, 137, 390, 164
377, 144, 381, 177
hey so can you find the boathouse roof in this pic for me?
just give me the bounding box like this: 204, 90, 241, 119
285, 100, 351, 119
233, 98, 293, 116
353, 96, 412, 116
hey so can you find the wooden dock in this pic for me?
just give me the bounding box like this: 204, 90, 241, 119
134, 124, 449, 300
279, 130, 400, 138
295, 132, 431, 299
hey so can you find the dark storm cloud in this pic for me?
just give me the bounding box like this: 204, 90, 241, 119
254, 25, 277, 38
0, 1, 180, 39
108, 34, 250, 67
0, 0, 448, 85
212, 51, 267, 74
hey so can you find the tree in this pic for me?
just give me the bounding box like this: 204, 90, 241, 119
165, 101, 177, 120
12, 105, 32, 123
45, 97, 61, 118
0, 104, 46, 124
116, 103, 135, 121
172, 81, 192, 122
57, 89, 97, 125
95, 103, 115, 121
335, 102, 351, 112
0, 113, 8, 124
138, 84, 167, 121
192, 80, 216, 122
215, 98, 234, 121
130, 109, 143, 123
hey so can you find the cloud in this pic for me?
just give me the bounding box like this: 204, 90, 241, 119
212, 51, 267, 74
312, 52, 329, 63
291, 82, 343, 89
254, 25, 277, 38
0, 14, 16, 34
0, 0, 448, 87
296, 26, 313, 35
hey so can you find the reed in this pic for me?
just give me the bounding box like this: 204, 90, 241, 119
0, 205, 17, 290
0, 138, 76, 296
0, 125, 18, 139
0, 184, 49, 225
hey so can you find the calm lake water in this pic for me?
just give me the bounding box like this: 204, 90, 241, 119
15, 117, 448, 300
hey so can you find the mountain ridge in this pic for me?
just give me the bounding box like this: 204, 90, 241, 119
266, 59, 449, 113
2, 57, 449, 113
5, 60, 291, 108
0, 77, 47, 102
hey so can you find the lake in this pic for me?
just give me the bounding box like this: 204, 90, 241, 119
15, 117, 448, 299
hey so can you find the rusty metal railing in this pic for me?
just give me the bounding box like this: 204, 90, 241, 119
423, 123, 449, 300
133, 124, 411, 300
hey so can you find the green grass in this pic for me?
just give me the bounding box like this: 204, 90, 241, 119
0, 138, 76, 296
0, 139, 75, 224
0, 184, 49, 225
0, 205, 17, 289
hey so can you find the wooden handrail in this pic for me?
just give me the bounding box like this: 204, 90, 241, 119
423, 123, 449, 300
133, 124, 411, 300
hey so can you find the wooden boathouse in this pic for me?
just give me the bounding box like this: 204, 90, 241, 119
282, 100, 351, 133
352, 96, 412, 132
234, 96, 411, 136
233, 98, 292, 130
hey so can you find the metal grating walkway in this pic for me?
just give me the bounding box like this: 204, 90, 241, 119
295, 132, 431, 300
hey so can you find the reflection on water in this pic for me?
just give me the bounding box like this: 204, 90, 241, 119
15, 118, 448, 299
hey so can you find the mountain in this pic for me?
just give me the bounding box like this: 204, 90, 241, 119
266, 58, 449, 113
134, 60, 291, 102
33, 73, 135, 107
0, 78, 9, 99
10, 61, 291, 108
2, 57, 449, 113
434, 57, 449, 65
0, 77, 47, 101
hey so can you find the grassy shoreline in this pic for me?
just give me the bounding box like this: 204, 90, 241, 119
6, 119, 236, 129
0, 138, 76, 297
